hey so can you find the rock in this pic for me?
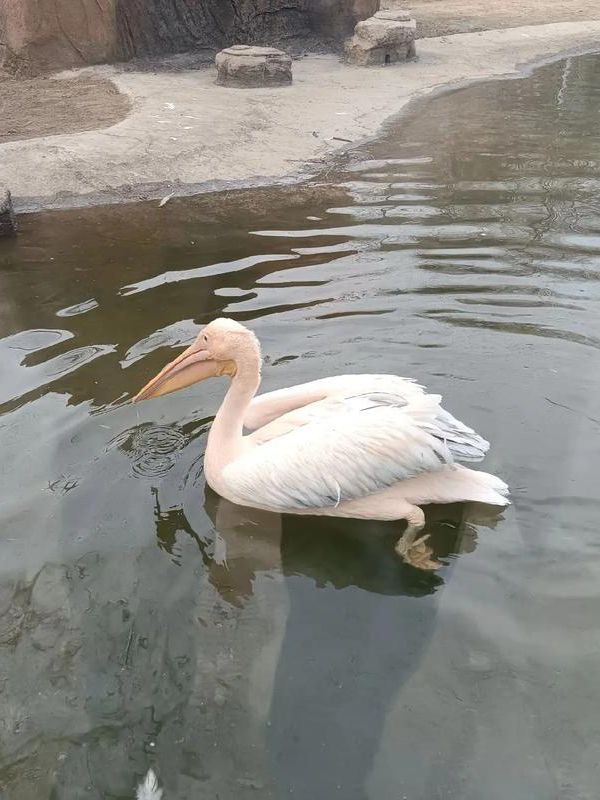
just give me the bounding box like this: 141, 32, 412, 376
118, 1, 380, 60
345, 8, 416, 66
308, 0, 380, 40
0, 190, 17, 237
0, 0, 117, 76
215, 45, 293, 88
117, 0, 234, 60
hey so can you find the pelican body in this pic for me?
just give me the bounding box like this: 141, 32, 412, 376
134, 318, 509, 568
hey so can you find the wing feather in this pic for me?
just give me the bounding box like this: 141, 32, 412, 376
248, 382, 489, 462
225, 392, 461, 511
244, 374, 424, 432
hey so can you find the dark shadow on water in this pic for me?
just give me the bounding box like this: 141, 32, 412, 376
199, 486, 503, 601
196, 489, 503, 799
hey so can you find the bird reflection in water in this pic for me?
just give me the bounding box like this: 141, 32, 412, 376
151, 484, 504, 798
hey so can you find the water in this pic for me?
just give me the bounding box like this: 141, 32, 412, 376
1, 54, 600, 799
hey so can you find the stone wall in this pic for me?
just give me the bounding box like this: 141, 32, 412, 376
0, 0, 118, 76
308, 0, 379, 39
116, 0, 381, 61
0, 0, 379, 76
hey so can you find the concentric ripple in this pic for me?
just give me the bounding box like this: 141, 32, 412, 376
110, 423, 188, 479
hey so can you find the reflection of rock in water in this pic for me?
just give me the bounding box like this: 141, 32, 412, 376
0, 189, 17, 237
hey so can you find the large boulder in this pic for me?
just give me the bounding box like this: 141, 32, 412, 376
346, 8, 416, 66
0, 190, 17, 237
216, 45, 292, 88
0, 0, 117, 76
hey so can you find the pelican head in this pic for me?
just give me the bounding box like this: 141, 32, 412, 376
133, 317, 260, 402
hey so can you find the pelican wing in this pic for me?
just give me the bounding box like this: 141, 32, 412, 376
225, 390, 489, 511
244, 374, 425, 432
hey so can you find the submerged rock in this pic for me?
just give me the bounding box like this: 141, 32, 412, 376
0, 190, 17, 237
215, 45, 293, 88
345, 9, 416, 66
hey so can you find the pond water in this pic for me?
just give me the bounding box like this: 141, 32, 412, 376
1, 54, 600, 800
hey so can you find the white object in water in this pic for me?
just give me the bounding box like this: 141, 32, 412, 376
132, 318, 509, 571
136, 768, 163, 800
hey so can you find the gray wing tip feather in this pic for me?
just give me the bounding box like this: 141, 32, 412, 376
434, 408, 490, 463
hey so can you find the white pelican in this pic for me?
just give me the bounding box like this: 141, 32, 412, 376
134, 318, 509, 569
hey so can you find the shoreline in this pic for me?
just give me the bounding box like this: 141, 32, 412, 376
2, 21, 600, 214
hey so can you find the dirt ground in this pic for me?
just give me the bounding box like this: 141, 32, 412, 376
408, 0, 600, 38
0, 75, 131, 144
0, 1, 598, 144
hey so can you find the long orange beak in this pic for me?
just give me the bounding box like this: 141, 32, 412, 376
132, 343, 234, 402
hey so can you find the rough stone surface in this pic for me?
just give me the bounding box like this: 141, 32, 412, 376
0, 0, 379, 76
308, 0, 380, 39
346, 7, 416, 65
0, 0, 118, 77
0, 189, 17, 236
117, 1, 380, 60
116, 0, 241, 60
216, 45, 292, 87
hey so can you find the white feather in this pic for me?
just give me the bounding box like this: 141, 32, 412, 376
222, 373, 496, 513
136, 769, 163, 800
226, 392, 457, 510
244, 374, 424, 432
159, 192, 174, 208
213, 530, 228, 567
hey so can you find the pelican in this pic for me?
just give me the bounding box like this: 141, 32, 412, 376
134, 318, 509, 569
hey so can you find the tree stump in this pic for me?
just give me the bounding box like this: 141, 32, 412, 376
215, 45, 292, 88
0, 190, 17, 237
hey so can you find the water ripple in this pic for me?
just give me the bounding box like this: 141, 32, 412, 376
109, 423, 188, 479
